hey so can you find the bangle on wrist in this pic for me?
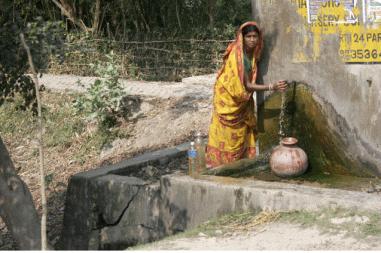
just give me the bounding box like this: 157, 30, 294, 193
268, 83, 273, 91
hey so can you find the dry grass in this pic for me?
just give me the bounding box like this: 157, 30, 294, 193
219, 211, 281, 231
130, 210, 281, 250
183, 210, 281, 238
0, 84, 210, 249
0, 91, 112, 248
0, 90, 184, 249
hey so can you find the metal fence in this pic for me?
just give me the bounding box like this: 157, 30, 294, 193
48, 38, 233, 81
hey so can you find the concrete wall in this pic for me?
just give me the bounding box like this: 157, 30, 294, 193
252, 0, 381, 174
161, 175, 381, 232
60, 143, 189, 250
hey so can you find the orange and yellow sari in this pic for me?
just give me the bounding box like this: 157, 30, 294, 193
206, 22, 263, 168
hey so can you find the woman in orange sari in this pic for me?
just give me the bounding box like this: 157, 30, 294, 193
206, 21, 287, 168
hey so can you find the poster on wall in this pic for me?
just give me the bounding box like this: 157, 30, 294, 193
307, 0, 358, 24
363, 0, 381, 23
293, 0, 381, 63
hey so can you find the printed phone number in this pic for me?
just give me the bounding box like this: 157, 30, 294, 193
339, 49, 381, 60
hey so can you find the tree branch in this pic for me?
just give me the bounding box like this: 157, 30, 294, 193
19, 33, 47, 251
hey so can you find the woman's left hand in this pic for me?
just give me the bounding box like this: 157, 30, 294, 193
274, 80, 287, 92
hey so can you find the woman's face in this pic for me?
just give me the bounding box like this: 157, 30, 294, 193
243, 30, 259, 51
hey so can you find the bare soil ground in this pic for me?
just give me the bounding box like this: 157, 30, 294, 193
1, 74, 381, 250
131, 210, 381, 251
134, 221, 381, 250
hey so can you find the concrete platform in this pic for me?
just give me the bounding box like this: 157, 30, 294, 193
60, 142, 381, 250
160, 175, 381, 231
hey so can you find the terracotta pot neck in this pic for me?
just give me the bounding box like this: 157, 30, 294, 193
281, 137, 298, 146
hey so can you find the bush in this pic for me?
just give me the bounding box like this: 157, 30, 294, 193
73, 51, 126, 129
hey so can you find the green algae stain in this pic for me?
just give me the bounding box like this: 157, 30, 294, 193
235, 83, 381, 191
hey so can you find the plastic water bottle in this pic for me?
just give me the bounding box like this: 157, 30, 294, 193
195, 132, 206, 174
188, 142, 197, 177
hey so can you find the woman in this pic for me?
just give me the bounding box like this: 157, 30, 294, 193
206, 21, 287, 168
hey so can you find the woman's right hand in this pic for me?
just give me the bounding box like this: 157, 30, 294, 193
273, 80, 287, 92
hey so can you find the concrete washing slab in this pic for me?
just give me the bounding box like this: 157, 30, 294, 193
60, 142, 381, 250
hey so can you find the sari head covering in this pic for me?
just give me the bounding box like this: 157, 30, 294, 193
206, 21, 264, 168
218, 21, 264, 84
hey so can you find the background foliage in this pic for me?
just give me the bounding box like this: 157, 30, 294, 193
1, 0, 252, 107
0, 0, 64, 109
3, 0, 252, 82
11, 0, 251, 39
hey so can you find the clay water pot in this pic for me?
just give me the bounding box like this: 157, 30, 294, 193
269, 137, 308, 177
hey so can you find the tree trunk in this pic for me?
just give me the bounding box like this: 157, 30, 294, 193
91, 0, 101, 35
206, 0, 216, 27
51, 0, 90, 32
0, 137, 41, 250
135, 0, 150, 32
175, 0, 182, 31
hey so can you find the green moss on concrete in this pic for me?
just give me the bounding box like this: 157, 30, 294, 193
217, 83, 381, 191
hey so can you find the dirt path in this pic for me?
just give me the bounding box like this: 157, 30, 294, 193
39, 74, 217, 162
39, 74, 215, 99
134, 221, 381, 250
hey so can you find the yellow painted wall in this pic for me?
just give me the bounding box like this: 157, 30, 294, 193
291, 0, 381, 63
